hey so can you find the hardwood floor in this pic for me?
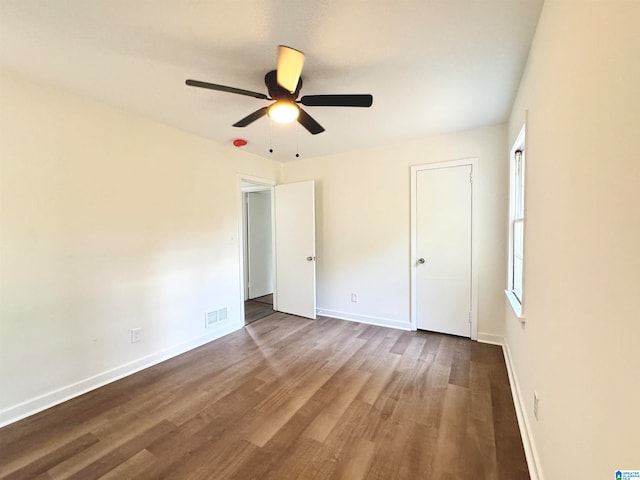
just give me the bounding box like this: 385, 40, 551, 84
0, 314, 529, 479
244, 294, 274, 325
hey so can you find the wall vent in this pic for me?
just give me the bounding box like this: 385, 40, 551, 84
206, 308, 228, 327
206, 310, 218, 327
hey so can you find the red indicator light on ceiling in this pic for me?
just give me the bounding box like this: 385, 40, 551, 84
233, 139, 247, 147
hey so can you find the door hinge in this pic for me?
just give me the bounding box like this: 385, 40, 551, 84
468, 311, 472, 323
470, 171, 473, 184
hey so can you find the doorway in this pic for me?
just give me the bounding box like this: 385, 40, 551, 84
410, 159, 478, 339
238, 177, 318, 325
241, 179, 275, 325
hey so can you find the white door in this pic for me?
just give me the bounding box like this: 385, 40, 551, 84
415, 165, 472, 337
274, 181, 316, 319
247, 191, 273, 299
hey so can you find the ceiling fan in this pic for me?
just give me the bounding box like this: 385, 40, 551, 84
186, 45, 373, 135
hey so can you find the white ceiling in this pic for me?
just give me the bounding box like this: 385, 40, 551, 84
0, 0, 543, 162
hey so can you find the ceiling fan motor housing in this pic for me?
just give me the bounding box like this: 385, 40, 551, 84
265, 70, 302, 101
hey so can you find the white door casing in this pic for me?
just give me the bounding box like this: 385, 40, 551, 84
410, 159, 478, 339
274, 181, 317, 319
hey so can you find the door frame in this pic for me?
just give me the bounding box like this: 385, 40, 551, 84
238, 175, 277, 324
410, 158, 479, 339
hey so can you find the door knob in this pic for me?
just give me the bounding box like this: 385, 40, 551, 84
306, 256, 315, 261
418, 258, 426, 264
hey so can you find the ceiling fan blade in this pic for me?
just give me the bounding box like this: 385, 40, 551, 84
233, 106, 269, 127
300, 94, 373, 107
277, 45, 305, 93
186, 79, 269, 100
297, 107, 325, 135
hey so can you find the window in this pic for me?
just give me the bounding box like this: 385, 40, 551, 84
507, 125, 525, 318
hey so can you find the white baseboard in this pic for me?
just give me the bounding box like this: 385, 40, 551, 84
477, 332, 504, 345
0, 320, 241, 428
316, 308, 411, 331
502, 339, 544, 480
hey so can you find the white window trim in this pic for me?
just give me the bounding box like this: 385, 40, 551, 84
506, 124, 526, 321
505, 289, 524, 319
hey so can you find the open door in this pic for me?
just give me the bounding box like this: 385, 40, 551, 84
274, 181, 316, 319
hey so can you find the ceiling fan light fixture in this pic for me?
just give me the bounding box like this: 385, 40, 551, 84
268, 101, 299, 124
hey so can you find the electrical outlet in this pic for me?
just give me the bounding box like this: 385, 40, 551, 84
130, 328, 142, 343
351, 292, 358, 303
533, 391, 540, 420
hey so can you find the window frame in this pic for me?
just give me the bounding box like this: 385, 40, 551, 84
506, 124, 526, 320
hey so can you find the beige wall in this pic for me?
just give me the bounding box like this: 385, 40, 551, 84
283, 124, 508, 337
505, 1, 640, 478
0, 70, 281, 424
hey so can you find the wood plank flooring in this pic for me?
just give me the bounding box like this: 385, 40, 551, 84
244, 295, 274, 325
0, 314, 529, 479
